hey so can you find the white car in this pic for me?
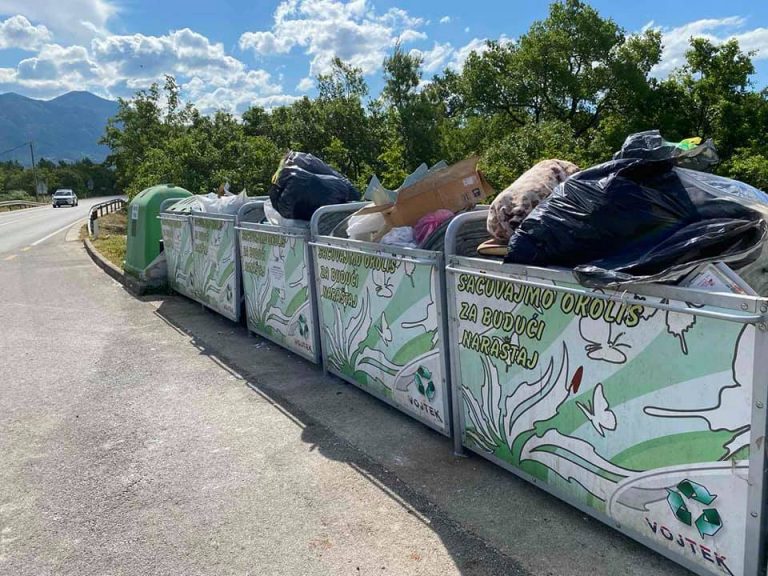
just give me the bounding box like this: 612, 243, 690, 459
52, 189, 78, 208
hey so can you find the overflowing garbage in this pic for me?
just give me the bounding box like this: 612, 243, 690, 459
504, 158, 766, 286
475, 130, 768, 294
269, 151, 360, 221
613, 129, 719, 171
486, 159, 579, 243
342, 156, 493, 248
166, 183, 250, 215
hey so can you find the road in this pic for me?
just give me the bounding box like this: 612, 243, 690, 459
0, 196, 122, 256
0, 221, 692, 575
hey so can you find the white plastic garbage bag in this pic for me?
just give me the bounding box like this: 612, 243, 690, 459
263, 198, 310, 228
380, 226, 417, 248
347, 210, 386, 240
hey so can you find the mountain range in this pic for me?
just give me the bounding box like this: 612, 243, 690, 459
0, 91, 119, 166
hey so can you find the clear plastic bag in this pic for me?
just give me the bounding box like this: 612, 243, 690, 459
167, 190, 248, 215
263, 198, 283, 225
677, 168, 768, 215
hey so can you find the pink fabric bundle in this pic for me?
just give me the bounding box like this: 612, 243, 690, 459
414, 209, 454, 244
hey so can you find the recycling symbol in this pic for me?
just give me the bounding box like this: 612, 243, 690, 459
298, 314, 309, 340
415, 366, 436, 401
666, 479, 723, 538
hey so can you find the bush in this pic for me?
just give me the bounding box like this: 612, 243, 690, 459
721, 148, 768, 191
479, 121, 586, 194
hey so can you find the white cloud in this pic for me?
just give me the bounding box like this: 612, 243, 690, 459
397, 29, 427, 44
407, 36, 505, 77
650, 16, 768, 77
239, 30, 293, 55
186, 81, 296, 115
411, 41, 453, 73
91, 28, 244, 83
0, 0, 117, 42
448, 37, 491, 71
12, 43, 101, 93
238, 0, 428, 77
379, 7, 424, 30
464, 26, 469, 33
0, 14, 52, 50
0, 26, 293, 114
439, 16, 451, 25
296, 76, 314, 92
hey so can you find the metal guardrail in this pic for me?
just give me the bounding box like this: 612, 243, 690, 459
0, 200, 47, 211
89, 198, 126, 237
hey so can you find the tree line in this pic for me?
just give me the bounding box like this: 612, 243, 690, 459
0, 158, 116, 200
62, 0, 768, 199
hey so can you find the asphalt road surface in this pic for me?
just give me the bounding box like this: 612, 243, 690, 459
0, 196, 122, 256
0, 221, 693, 576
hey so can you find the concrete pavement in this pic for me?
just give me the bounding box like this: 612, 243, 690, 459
0, 196, 122, 256
0, 225, 692, 575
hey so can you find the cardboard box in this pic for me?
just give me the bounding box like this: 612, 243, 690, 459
355, 157, 493, 229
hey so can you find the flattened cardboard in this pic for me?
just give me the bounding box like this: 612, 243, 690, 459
355, 157, 493, 229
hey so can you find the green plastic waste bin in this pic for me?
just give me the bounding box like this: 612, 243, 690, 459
124, 184, 192, 277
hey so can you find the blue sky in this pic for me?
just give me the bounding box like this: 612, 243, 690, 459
0, 0, 765, 113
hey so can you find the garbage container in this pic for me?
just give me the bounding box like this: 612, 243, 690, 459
125, 184, 191, 278
188, 209, 242, 321
159, 197, 194, 297
159, 195, 266, 322
444, 210, 768, 576
237, 202, 360, 363
308, 204, 487, 436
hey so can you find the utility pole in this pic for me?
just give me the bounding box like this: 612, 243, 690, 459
29, 142, 40, 201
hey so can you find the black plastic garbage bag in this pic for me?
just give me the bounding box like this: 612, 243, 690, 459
504, 158, 767, 287
269, 151, 360, 221
614, 129, 719, 172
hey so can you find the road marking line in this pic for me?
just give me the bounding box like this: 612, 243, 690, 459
21, 246, 31, 251
0, 208, 56, 228
4, 254, 16, 261
0, 216, 37, 228
31, 221, 80, 246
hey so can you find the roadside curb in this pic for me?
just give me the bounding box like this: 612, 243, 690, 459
82, 234, 145, 295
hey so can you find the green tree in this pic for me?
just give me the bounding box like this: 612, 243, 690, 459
316, 58, 376, 182
382, 44, 445, 171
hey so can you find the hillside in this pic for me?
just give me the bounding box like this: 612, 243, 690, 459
0, 91, 118, 165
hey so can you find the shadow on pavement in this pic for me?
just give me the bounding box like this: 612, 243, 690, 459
148, 293, 691, 576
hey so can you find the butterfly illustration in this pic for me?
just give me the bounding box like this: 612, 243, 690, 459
376, 312, 393, 345
579, 316, 630, 364
372, 270, 394, 298
576, 383, 617, 437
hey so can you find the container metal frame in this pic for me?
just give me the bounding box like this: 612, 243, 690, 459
158, 197, 267, 323
309, 202, 456, 437
443, 210, 768, 576
235, 201, 322, 364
